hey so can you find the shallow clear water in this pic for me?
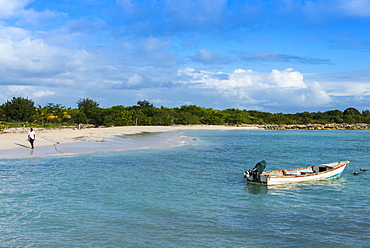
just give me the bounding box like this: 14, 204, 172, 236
1, 130, 369, 247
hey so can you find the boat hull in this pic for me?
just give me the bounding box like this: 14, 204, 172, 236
245, 161, 349, 185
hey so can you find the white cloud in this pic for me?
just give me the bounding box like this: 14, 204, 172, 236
297, 0, 370, 18
338, 0, 370, 17
127, 74, 144, 86
31, 89, 56, 99
0, 0, 66, 25
193, 48, 216, 64
6, 85, 54, 99
7, 85, 32, 95
0, 0, 33, 18
176, 67, 332, 110
269, 68, 306, 88
0, 25, 30, 40
306, 69, 370, 97
0, 25, 98, 87
192, 48, 230, 65
116, 0, 135, 13
0, 34, 52, 71
306, 81, 332, 103
18, 8, 67, 25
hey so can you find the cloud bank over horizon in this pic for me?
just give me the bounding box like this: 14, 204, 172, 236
1, 0, 370, 113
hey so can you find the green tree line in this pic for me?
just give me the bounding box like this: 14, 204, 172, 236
1, 97, 370, 129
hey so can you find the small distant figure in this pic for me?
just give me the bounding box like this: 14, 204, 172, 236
28, 128, 36, 149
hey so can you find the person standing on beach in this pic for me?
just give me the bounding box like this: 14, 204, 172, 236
28, 128, 36, 149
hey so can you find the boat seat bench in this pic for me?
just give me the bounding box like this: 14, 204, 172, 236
282, 167, 315, 176
312, 164, 336, 173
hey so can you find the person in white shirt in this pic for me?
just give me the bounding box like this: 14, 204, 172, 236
28, 128, 36, 149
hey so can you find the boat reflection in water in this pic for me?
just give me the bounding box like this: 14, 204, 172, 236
245, 182, 300, 195
244, 176, 348, 195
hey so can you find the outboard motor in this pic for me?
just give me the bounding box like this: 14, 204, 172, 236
244, 160, 267, 178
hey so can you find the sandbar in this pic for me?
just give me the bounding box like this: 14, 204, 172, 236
0, 125, 261, 159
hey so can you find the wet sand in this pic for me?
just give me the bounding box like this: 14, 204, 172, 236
0, 125, 261, 159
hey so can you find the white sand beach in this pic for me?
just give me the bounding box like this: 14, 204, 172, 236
0, 125, 261, 159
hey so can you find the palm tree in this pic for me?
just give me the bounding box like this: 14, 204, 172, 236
36, 105, 49, 125
53, 108, 71, 124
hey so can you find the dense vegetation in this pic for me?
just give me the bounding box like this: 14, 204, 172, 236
1, 97, 370, 130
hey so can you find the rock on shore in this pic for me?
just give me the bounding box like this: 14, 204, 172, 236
258, 123, 370, 130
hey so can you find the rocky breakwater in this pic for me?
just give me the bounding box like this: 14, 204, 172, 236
258, 123, 370, 130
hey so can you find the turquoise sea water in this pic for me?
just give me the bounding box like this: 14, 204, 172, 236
1, 130, 369, 247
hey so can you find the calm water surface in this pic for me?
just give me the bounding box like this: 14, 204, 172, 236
1, 130, 369, 247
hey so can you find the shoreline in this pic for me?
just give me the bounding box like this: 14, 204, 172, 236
0, 125, 261, 159
1, 123, 368, 159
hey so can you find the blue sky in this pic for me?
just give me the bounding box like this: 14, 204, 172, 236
1, 0, 370, 113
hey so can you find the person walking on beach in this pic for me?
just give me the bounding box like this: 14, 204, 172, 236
28, 128, 36, 149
